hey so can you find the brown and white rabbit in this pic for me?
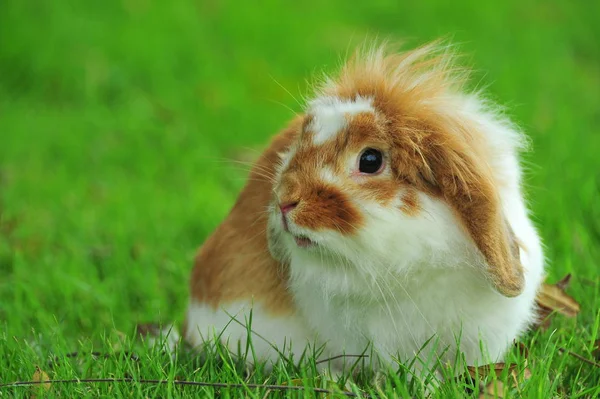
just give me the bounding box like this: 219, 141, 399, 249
183, 41, 545, 379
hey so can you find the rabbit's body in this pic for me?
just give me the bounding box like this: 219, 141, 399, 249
184, 42, 544, 375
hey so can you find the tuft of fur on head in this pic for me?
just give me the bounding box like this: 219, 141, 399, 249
316, 39, 468, 104
314, 39, 529, 153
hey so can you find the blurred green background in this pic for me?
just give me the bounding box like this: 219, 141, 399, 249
0, 0, 598, 343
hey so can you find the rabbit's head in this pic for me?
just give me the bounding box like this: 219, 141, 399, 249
267, 42, 525, 297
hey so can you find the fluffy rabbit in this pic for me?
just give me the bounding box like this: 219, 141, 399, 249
183, 41, 544, 378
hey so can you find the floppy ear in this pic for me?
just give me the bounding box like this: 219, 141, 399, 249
424, 140, 524, 297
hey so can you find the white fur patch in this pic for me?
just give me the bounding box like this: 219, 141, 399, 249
185, 300, 314, 366
306, 96, 374, 144
319, 167, 341, 185
277, 146, 295, 175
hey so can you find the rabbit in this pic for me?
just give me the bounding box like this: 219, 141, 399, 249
182, 40, 545, 381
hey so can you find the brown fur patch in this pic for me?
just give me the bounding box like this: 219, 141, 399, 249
301, 114, 314, 133
291, 183, 362, 234
190, 117, 304, 314
400, 189, 421, 216
357, 179, 398, 204
345, 112, 386, 146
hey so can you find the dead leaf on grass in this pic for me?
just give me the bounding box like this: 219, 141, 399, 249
463, 342, 532, 399
479, 379, 506, 398
30, 366, 51, 398
467, 363, 515, 380
534, 274, 581, 330
280, 378, 305, 386
32, 366, 50, 389
468, 363, 532, 399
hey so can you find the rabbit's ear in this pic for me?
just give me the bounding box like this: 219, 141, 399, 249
424, 139, 524, 297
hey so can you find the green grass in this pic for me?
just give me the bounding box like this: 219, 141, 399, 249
1, 0, 599, 397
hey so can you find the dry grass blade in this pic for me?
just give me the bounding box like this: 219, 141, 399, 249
279, 377, 345, 399
592, 339, 600, 361
279, 378, 305, 386
0, 378, 368, 398
466, 363, 515, 380
558, 347, 600, 368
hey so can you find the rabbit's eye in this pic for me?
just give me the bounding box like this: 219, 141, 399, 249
359, 148, 383, 174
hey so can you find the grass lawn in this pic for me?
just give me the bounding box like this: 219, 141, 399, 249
1, 0, 599, 397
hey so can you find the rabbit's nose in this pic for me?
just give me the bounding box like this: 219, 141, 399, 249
279, 201, 299, 216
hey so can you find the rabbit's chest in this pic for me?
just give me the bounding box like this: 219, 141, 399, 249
287, 259, 445, 359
